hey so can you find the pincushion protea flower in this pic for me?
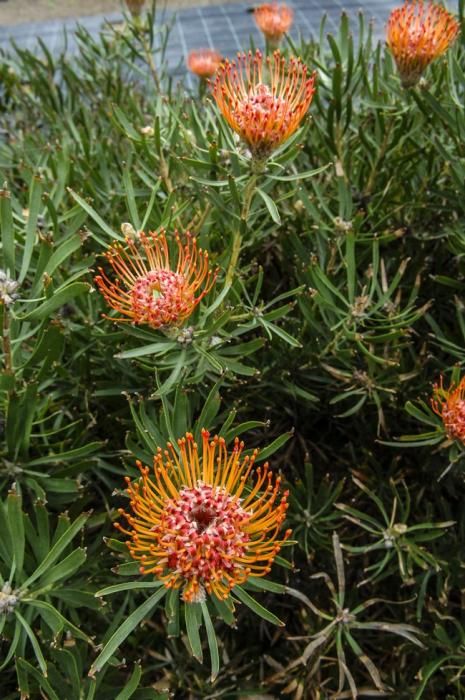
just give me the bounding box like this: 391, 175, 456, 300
211, 49, 316, 159
125, 0, 145, 16
187, 49, 223, 79
254, 2, 294, 46
95, 230, 217, 330
115, 430, 291, 603
431, 375, 465, 443
387, 0, 459, 88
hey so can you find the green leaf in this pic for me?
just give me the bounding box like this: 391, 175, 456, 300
20, 174, 44, 283
96, 581, 164, 597
246, 577, 286, 594
40, 547, 87, 586
68, 188, 122, 242
115, 341, 177, 359
89, 586, 167, 675
115, 663, 142, 700
15, 610, 48, 676
256, 431, 293, 462
185, 602, 203, 662
25, 282, 90, 321
7, 491, 25, 576
0, 187, 15, 273
256, 188, 281, 225
22, 598, 91, 642
233, 586, 284, 626
21, 512, 89, 590
201, 601, 220, 681
268, 163, 332, 181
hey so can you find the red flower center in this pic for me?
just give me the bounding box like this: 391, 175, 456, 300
152, 483, 251, 601
130, 270, 194, 327
443, 399, 465, 441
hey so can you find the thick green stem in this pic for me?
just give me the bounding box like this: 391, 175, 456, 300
225, 175, 258, 287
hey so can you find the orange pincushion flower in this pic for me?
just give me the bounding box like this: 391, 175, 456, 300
115, 430, 291, 603
125, 0, 145, 16
432, 375, 465, 443
387, 0, 459, 88
254, 2, 294, 44
211, 50, 316, 159
187, 49, 223, 79
95, 230, 217, 329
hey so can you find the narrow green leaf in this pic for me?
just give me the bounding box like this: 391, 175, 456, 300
115, 663, 142, 700
233, 586, 284, 626
16, 610, 48, 676
21, 512, 89, 590
25, 282, 90, 321
68, 188, 122, 241
89, 586, 167, 675
20, 174, 44, 283
201, 601, 220, 681
256, 188, 281, 225
268, 163, 331, 181
256, 430, 293, 462
40, 547, 87, 586
96, 581, 164, 597
0, 187, 15, 273
185, 602, 203, 662
7, 491, 25, 576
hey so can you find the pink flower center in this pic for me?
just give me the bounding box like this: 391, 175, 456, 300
130, 270, 193, 327
236, 84, 291, 147
153, 483, 251, 595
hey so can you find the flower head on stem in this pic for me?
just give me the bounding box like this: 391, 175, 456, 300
386, 0, 459, 88
95, 230, 217, 330
211, 49, 316, 160
115, 430, 291, 603
187, 49, 223, 80
254, 3, 294, 47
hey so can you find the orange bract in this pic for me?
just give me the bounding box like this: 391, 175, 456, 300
95, 230, 217, 330
211, 49, 316, 159
387, 0, 459, 87
431, 375, 465, 443
254, 2, 294, 44
187, 49, 223, 79
115, 430, 291, 603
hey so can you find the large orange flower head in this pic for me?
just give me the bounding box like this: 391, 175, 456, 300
431, 375, 465, 443
115, 430, 291, 603
187, 49, 223, 79
211, 49, 316, 160
254, 2, 294, 44
387, 0, 459, 88
95, 230, 217, 330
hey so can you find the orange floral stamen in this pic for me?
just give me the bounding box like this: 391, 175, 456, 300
187, 49, 223, 79
211, 49, 316, 159
387, 0, 459, 88
431, 375, 465, 443
115, 430, 291, 603
254, 2, 294, 45
95, 230, 217, 329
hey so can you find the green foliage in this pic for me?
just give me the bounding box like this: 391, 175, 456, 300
1, 4, 465, 698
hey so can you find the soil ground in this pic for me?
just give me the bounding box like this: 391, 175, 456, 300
0, 0, 241, 26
